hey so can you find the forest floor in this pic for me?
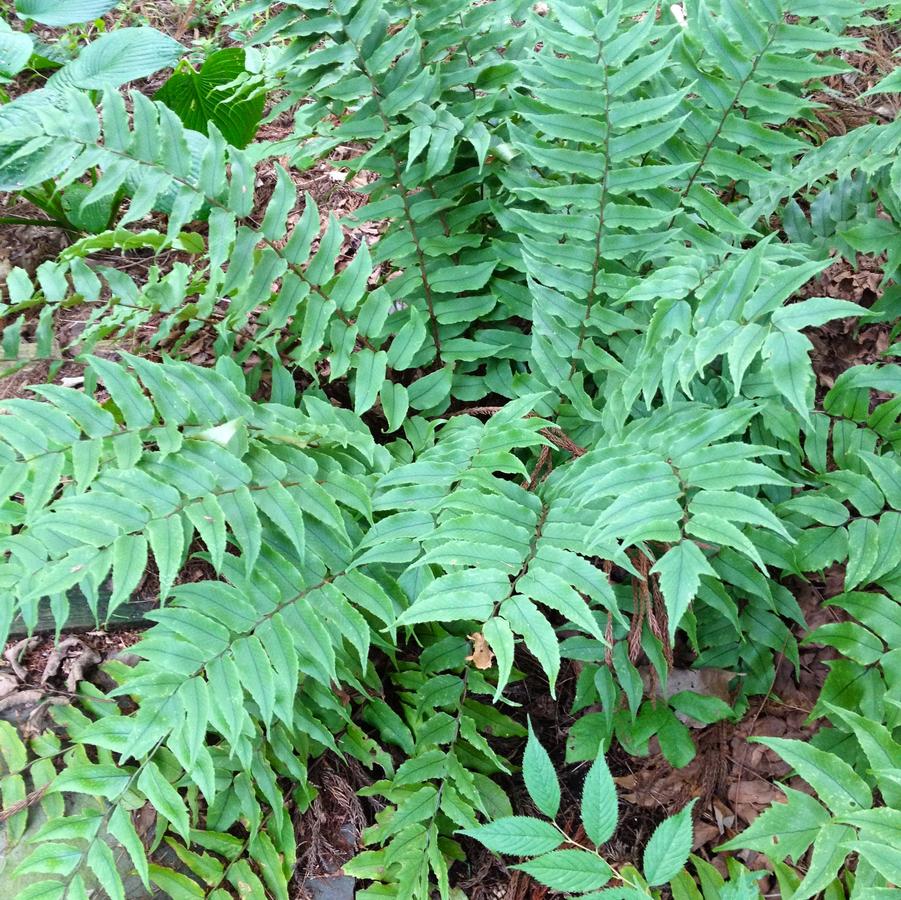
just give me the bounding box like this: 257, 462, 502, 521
0, 4, 899, 898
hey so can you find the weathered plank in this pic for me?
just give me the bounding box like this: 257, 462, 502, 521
9, 589, 156, 637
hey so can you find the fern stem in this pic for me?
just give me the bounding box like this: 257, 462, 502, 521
0, 215, 78, 232
56, 731, 171, 900
55, 562, 374, 897
47, 136, 376, 352
571, 47, 612, 374
399, 180, 444, 364
675, 26, 778, 217
344, 32, 444, 364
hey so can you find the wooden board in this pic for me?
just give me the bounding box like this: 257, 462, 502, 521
9, 589, 157, 637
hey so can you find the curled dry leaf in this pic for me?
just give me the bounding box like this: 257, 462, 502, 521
65, 646, 101, 693
40, 637, 84, 685
465, 632, 495, 670
4, 636, 40, 681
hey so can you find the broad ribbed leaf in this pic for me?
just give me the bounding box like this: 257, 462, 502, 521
155, 49, 264, 148
0, 28, 32, 79
49, 27, 183, 90
15, 0, 118, 25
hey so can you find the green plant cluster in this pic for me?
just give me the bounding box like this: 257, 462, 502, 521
461, 724, 768, 899
0, 0, 900, 897
0, 0, 263, 234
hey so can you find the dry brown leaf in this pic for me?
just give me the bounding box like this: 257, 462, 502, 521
641, 666, 735, 727
465, 632, 494, 670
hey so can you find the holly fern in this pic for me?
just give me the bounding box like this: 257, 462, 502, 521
460, 723, 760, 899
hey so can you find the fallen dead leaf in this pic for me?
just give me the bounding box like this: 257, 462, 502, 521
466, 632, 494, 670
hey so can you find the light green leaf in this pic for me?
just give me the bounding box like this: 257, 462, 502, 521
0, 28, 33, 79
138, 761, 190, 841
459, 816, 564, 856
726, 323, 768, 397
254, 482, 305, 561
512, 849, 613, 892
429, 261, 496, 294
353, 349, 388, 416
147, 516, 185, 602
0, 720, 28, 773
52, 764, 132, 800
149, 864, 205, 899
717, 785, 828, 863
863, 67, 901, 94
642, 800, 697, 886
792, 824, 855, 900
87, 840, 125, 900
522, 719, 560, 820
13, 843, 82, 878
15, 0, 117, 26
483, 616, 515, 702
384, 786, 439, 837
517, 567, 604, 641
852, 841, 901, 888
87, 355, 155, 427
407, 366, 453, 411
836, 807, 901, 846
751, 738, 872, 814
762, 330, 814, 424
502, 595, 560, 697
396, 569, 510, 626
218, 486, 261, 575
772, 298, 869, 331
668, 692, 733, 725
688, 491, 791, 540
231, 636, 276, 729
109, 534, 148, 619
185, 496, 227, 572
581, 748, 618, 848
109, 804, 151, 890
857, 451, 901, 510
805, 622, 883, 666
824, 704, 901, 807
651, 542, 716, 641
49, 28, 183, 90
